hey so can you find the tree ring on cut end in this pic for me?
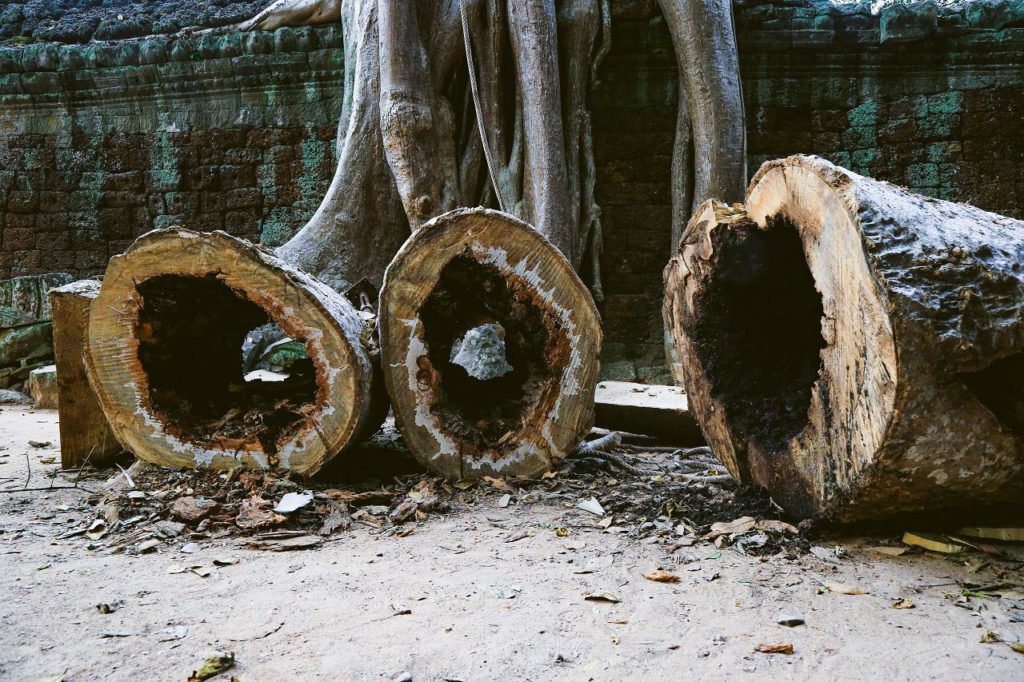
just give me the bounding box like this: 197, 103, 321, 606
86, 228, 377, 476
379, 208, 602, 480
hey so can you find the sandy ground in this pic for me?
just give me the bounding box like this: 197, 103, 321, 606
1, 406, 1023, 681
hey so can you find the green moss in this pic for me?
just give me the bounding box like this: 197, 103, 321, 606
847, 101, 878, 128
260, 209, 296, 247
905, 162, 939, 187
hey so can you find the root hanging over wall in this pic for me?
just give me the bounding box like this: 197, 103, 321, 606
269, 0, 614, 299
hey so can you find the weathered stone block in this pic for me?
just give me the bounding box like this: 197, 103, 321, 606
27, 363, 57, 409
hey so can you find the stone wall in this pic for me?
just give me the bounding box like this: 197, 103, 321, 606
1, 1, 1022, 382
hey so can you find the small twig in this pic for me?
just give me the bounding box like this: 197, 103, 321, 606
71, 446, 96, 489
23, 453, 31, 490
575, 431, 622, 454
0, 486, 92, 494
116, 462, 135, 489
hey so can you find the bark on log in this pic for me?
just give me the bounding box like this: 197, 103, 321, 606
86, 228, 385, 476
378, 208, 601, 479
49, 280, 120, 469
665, 155, 1024, 522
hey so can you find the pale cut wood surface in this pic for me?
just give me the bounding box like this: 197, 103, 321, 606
594, 380, 703, 445
86, 228, 381, 476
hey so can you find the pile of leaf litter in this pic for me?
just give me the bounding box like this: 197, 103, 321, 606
69, 423, 810, 556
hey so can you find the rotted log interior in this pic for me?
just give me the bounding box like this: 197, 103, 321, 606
666, 155, 1024, 522
685, 215, 826, 455
418, 255, 557, 452
135, 274, 317, 458
86, 228, 383, 476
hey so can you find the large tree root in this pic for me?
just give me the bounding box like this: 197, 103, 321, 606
86, 229, 386, 476
665, 155, 1024, 522
378, 209, 601, 479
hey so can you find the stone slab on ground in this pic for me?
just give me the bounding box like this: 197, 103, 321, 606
594, 380, 703, 444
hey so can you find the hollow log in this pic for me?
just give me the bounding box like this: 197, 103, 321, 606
86, 228, 385, 476
49, 280, 120, 469
665, 155, 1024, 522
378, 208, 601, 479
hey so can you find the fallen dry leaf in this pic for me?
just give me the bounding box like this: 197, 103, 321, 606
755, 643, 793, 655
705, 516, 756, 539
187, 651, 234, 681
236, 497, 284, 530
644, 570, 681, 584
892, 598, 915, 609
755, 519, 798, 534
482, 476, 513, 492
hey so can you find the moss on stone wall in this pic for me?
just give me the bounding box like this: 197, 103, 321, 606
1, 8, 1022, 379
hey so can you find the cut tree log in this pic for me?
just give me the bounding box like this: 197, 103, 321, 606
49, 280, 121, 469
665, 155, 1024, 522
86, 228, 386, 476
378, 208, 601, 479
594, 380, 702, 445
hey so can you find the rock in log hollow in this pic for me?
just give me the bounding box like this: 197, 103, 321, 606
379, 208, 601, 480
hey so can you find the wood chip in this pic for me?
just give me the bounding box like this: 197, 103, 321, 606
245, 535, 322, 551
644, 570, 681, 583
825, 583, 866, 595
755, 643, 793, 654
902, 531, 967, 554
958, 527, 1024, 542
869, 546, 908, 557
585, 591, 621, 604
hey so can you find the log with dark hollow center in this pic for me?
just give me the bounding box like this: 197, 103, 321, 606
419, 256, 553, 452
135, 274, 317, 458
665, 155, 1024, 522
685, 217, 826, 455
87, 228, 384, 476
379, 208, 601, 480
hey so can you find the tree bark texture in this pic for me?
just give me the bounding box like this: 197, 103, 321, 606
192, 0, 746, 288
378, 208, 601, 479
86, 228, 386, 476
665, 155, 1024, 522
270, 0, 612, 298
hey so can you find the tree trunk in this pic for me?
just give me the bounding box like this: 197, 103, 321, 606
665, 155, 1024, 522
378, 208, 601, 479
49, 280, 121, 469
86, 228, 385, 476
273, 0, 612, 295
274, 0, 409, 292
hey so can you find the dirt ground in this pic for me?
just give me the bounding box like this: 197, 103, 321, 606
2, 406, 1023, 681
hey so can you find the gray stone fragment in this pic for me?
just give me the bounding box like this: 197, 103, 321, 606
777, 614, 805, 627
0, 388, 32, 405
27, 364, 57, 409
449, 323, 513, 381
